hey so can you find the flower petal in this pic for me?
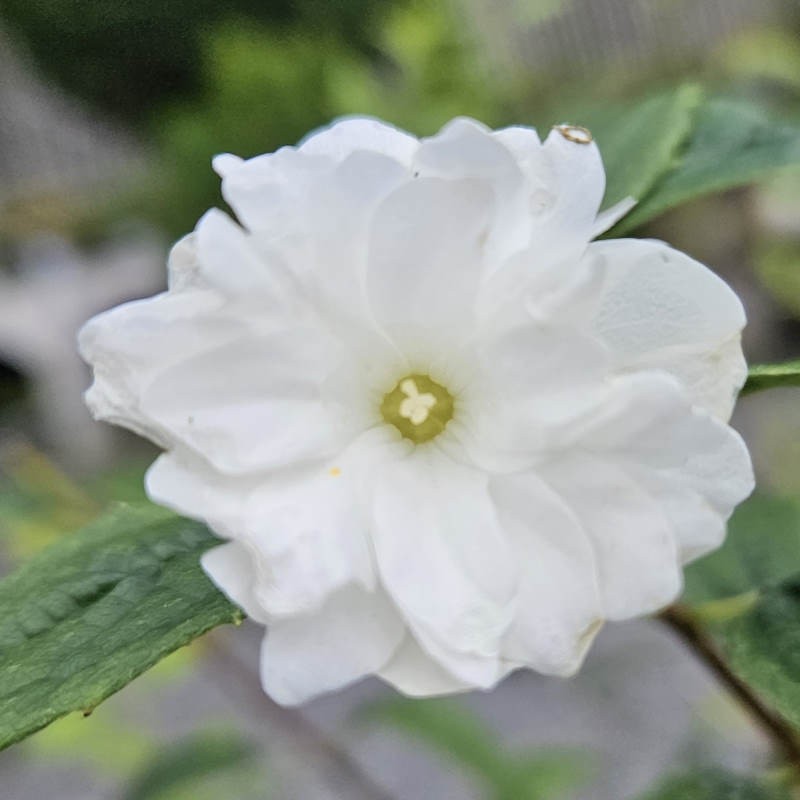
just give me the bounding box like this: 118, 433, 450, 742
195, 208, 296, 302
582, 238, 747, 419
590, 196, 637, 238
139, 329, 358, 474
371, 449, 517, 662
259, 586, 405, 705
457, 321, 611, 473
201, 541, 269, 624
78, 289, 246, 447
489, 471, 603, 675
299, 116, 419, 165
414, 118, 529, 263
541, 372, 754, 612
366, 176, 493, 359
541, 452, 682, 620
146, 432, 401, 617
565, 372, 755, 564
539, 125, 606, 244
378, 634, 473, 697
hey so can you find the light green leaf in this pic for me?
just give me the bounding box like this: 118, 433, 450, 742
639, 768, 791, 800
578, 84, 703, 211
0, 503, 240, 751
615, 98, 800, 233
362, 697, 589, 800
743, 361, 800, 396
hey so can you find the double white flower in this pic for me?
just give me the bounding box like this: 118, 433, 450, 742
80, 117, 754, 704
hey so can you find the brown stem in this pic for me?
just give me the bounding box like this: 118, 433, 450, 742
203, 632, 397, 800
660, 605, 800, 770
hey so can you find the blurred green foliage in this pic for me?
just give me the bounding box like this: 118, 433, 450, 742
0, 442, 100, 559
0, 0, 399, 122
362, 697, 590, 800
147, 2, 509, 234
125, 730, 262, 800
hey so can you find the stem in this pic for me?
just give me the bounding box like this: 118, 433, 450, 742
204, 633, 397, 800
660, 605, 800, 770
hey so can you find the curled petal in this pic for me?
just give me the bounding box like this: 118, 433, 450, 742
259, 586, 405, 705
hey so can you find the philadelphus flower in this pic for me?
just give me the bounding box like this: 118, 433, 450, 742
79, 117, 754, 705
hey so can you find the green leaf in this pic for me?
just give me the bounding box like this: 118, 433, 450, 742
680, 495, 800, 735
684, 495, 800, 608
0, 503, 240, 751
715, 580, 800, 731
639, 768, 791, 800
615, 98, 800, 233
743, 361, 800, 396
578, 84, 703, 211
125, 730, 258, 800
362, 697, 588, 800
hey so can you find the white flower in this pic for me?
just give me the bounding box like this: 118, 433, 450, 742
79, 116, 754, 705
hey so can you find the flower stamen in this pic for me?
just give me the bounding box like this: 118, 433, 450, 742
399, 378, 437, 425
381, 373, 454, 444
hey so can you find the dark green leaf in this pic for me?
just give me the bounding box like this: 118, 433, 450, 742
715, 580, 800, 731
0, 503, 240, 751
579, 84, 703, 211
615, 98, 800, 233
125, 730, 258, 800
639, 768, 791, 800
743, 361, 800, 396
684, 495, 800, 606
681, 495, 800, 735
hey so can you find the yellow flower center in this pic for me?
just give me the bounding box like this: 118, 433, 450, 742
380, 374, 455, 444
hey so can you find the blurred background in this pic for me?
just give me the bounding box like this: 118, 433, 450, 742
1, 0, 800, 797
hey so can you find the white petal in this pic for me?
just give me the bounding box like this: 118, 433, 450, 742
166, 233, 202, 291
457, 321, 611, 473
366, 176, 492, 358
295, 150, 411, 330
139, 329, 358, 474
492, 124, 542, 156
408, 632, 507, 689
414, 118, 529, 264
201, 541, 269, 624
213, 146, 325, 234
590, 196, 637, 238
477, 321, 610, 424
489, 471, 603, 675
215, 146, 413, 343
242, 467, 376, 618
78, 289, 245, 447
378, 634, 473, 697
569, 373, 754, 563
583, 238, 747, 419
146, 448, 252, 536
195, 208, 294, 303
299, 116, 419, 165
371, 449, 517, 661
545, 372, 753, 598
540, 125, 606, 238
147, 429, 401, 618
541, 453, 682, 620
259, 586, 405, 705
476, 127, 608, 325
